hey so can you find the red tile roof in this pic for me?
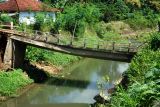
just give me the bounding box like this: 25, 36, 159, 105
0, 0, 60, 12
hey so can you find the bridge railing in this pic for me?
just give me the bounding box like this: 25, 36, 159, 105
0, 25, 144, 53
23, 30, 143, 53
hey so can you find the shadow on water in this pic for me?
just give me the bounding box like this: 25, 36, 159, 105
46, 77, 92, 89
22, 60, 92, 89
22, 60, 48, 83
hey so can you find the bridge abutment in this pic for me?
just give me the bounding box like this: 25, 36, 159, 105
0, 35, 7, 68
4, 37, 26, 68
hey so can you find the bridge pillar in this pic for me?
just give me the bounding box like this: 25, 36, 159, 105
3, 37, 13, 68
4, 37, 26, 68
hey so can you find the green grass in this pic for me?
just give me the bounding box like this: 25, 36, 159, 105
25, 46, 80, 66
0, 69, 33, 96
44, 51, 80, 66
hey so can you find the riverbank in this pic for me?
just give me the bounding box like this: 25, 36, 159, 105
107, 33, 160, 107
0, 46, 81, 101
24, 46, 81, 78
0, 69, 33, 101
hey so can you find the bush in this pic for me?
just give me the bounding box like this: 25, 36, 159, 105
144, 9, 159, 28
125, 12, 150, 30
0, 14, 13, 23
33, 13, 57, 33
101, 0, 130, 22
94, 22, 106, 38
106, 21, 132, 33
150, 32, 160, 51
125, 10, 159, 30
127, 49, 160, 83
111, 79, 160, 107
110, 48, 160, 107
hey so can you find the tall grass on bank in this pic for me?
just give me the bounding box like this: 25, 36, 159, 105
0, 69, 33, 96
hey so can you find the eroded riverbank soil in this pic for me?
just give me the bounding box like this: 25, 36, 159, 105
22, 61, 61, 83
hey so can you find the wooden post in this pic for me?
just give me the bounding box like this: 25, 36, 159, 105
45, 37, 48, 42
35, 30, 38, 35
128, 42, 131, 52
57, 36, 60, 44
106, 43, 108, 50
10, 22, 13, 30
97, 41, 100, 49
70, 36, 73, 46
70, 21, 77, 46
112, 41, 115, 51
83, 38, 86, 48
34, 30, 38, 39
24, 25, 27, 32
43, 32, 46, 41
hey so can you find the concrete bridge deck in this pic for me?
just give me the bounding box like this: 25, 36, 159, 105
0, 29, 144, 68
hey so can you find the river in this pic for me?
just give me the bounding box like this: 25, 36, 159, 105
0, 58, 129, 107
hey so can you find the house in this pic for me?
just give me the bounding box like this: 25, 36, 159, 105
0, 0, 60, 25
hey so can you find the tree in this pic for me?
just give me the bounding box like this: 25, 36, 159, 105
56, 3, 101, 37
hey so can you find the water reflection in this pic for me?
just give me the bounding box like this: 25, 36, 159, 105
0, 58, 129, 107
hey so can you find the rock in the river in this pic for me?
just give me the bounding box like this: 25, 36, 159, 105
94, 93, 110, 104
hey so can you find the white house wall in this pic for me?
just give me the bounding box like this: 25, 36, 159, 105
19, 12, 35, 25
19, 12, 56, 25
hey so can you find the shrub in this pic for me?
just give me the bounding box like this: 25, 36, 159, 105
110, 49, 160, 107
150, 32, 160, 51
101, 0, 130, 22
94, 22, 106, 38
127, 49, 160, 83
106, 21, 132, 33
111, 80, 160, 107
125, 12, 150, 30
33, 13, 57, 32
0, 14, 13, 23
33, 13, 45, 30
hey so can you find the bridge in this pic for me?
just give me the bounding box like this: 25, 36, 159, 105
0, 27, 144, 68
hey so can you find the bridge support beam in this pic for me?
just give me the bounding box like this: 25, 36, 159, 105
4, 37, 26, 68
